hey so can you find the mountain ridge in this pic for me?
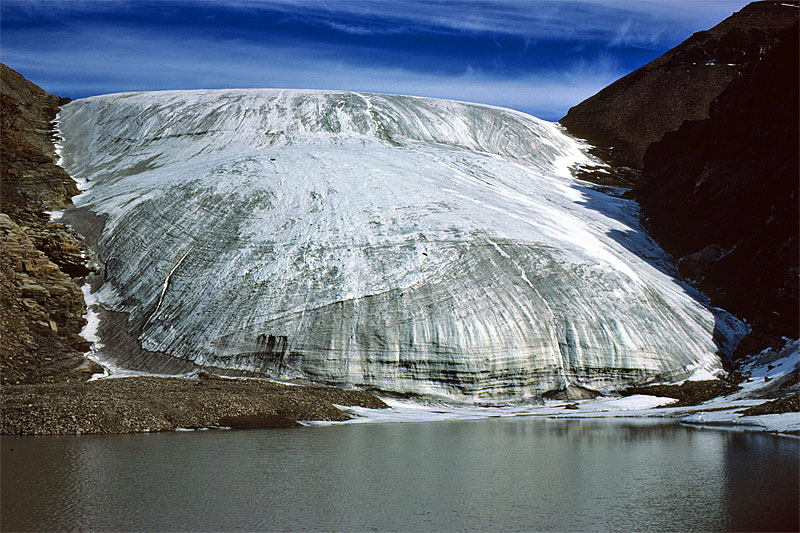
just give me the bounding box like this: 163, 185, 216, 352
0, 63, 101, 385
560, 0, 798, 171
636, 21, 799, 348
560, 2, 799, 360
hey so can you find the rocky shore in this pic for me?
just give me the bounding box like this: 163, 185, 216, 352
1, 373, 387, 435
0, 63, 389, 434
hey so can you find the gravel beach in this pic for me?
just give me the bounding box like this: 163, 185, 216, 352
1, 373, 387, 435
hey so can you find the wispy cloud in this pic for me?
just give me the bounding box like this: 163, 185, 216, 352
223, 0, 749, 46
1, 0, 749, 120
3, 0, 750, 45
2, 23, 622, 120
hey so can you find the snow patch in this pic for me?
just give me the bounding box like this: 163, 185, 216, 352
683, 359, 723, 382
726, 338, 800, 400
306, 394, 679, 427
681, 410, 800, 434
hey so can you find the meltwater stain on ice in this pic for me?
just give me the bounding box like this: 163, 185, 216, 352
56, 89, 744, 399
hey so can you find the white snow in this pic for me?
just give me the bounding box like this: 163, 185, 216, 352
681, 410, 800, 434
668, 339, 800, 434
79, 283, 111, 380
82, 283, 159, 380
681, 359, 723, 382
309, 384, 797, 436
80, 284, 100, 344
56, 89, 747, 399
53, 116, 64, 166
706, 339, 800, 402
313, 394, 679, 427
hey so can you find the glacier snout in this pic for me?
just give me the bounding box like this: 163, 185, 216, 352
57, 89, 739, 399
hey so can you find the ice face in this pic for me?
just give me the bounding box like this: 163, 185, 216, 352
57, 89, 741, 399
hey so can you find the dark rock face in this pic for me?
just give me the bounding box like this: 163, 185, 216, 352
560, 1, 798, 170
635, 23, 799, 345
0, 63, 101, 384
1, 64, 76, 215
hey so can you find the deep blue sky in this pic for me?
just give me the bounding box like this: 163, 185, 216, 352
2, 0, 750, 120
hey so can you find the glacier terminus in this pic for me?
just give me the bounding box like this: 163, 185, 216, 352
55, 89, 745, 400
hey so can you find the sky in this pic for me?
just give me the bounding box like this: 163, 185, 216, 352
1, 0, 751, 121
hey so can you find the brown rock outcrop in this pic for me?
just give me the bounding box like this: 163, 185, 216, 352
560, 1, 798, 170
1, 64, 77, 215
1, 63, 101, 384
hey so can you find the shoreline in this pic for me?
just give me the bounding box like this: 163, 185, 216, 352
1, 373, 388, 435
316, 390, 800, 437
2, 349, 797, 437
2, 374, 797, 436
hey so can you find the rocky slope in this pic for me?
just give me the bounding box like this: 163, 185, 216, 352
635, 22, 799, 348
0, 63, 101, 384
560, 3, 799, 362
560, 1, 798, 171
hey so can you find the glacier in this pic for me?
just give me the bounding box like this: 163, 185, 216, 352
56, 89, 744, 400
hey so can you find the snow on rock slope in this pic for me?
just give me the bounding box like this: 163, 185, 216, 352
56, 89, 745, 399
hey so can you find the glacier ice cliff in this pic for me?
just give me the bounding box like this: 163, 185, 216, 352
56, 89, 744, 399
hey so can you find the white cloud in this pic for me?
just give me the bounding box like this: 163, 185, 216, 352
4, 0, 751, 47
227, 0, 750, 47
2, 25, 622, 120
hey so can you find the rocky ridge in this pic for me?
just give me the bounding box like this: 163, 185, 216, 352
560, 0, 798, 172
560, 2, 799, 361
0, 63, 100, 384
636, 22, 799, 346
0, 214, 97, 383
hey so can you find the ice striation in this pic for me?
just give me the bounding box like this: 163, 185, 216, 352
56, 89, 744, 400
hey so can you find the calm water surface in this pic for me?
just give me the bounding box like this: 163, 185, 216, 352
2, 418, 798, 532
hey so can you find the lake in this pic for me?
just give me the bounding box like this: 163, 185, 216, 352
2, 418, 798, 531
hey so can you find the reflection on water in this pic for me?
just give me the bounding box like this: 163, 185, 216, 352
2, 418, 798, 532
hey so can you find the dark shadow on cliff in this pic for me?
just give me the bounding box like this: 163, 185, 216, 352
566, 20, 799, 368
632, 22, 799, 356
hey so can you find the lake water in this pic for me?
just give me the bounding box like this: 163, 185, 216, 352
2, 418, 798, 532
